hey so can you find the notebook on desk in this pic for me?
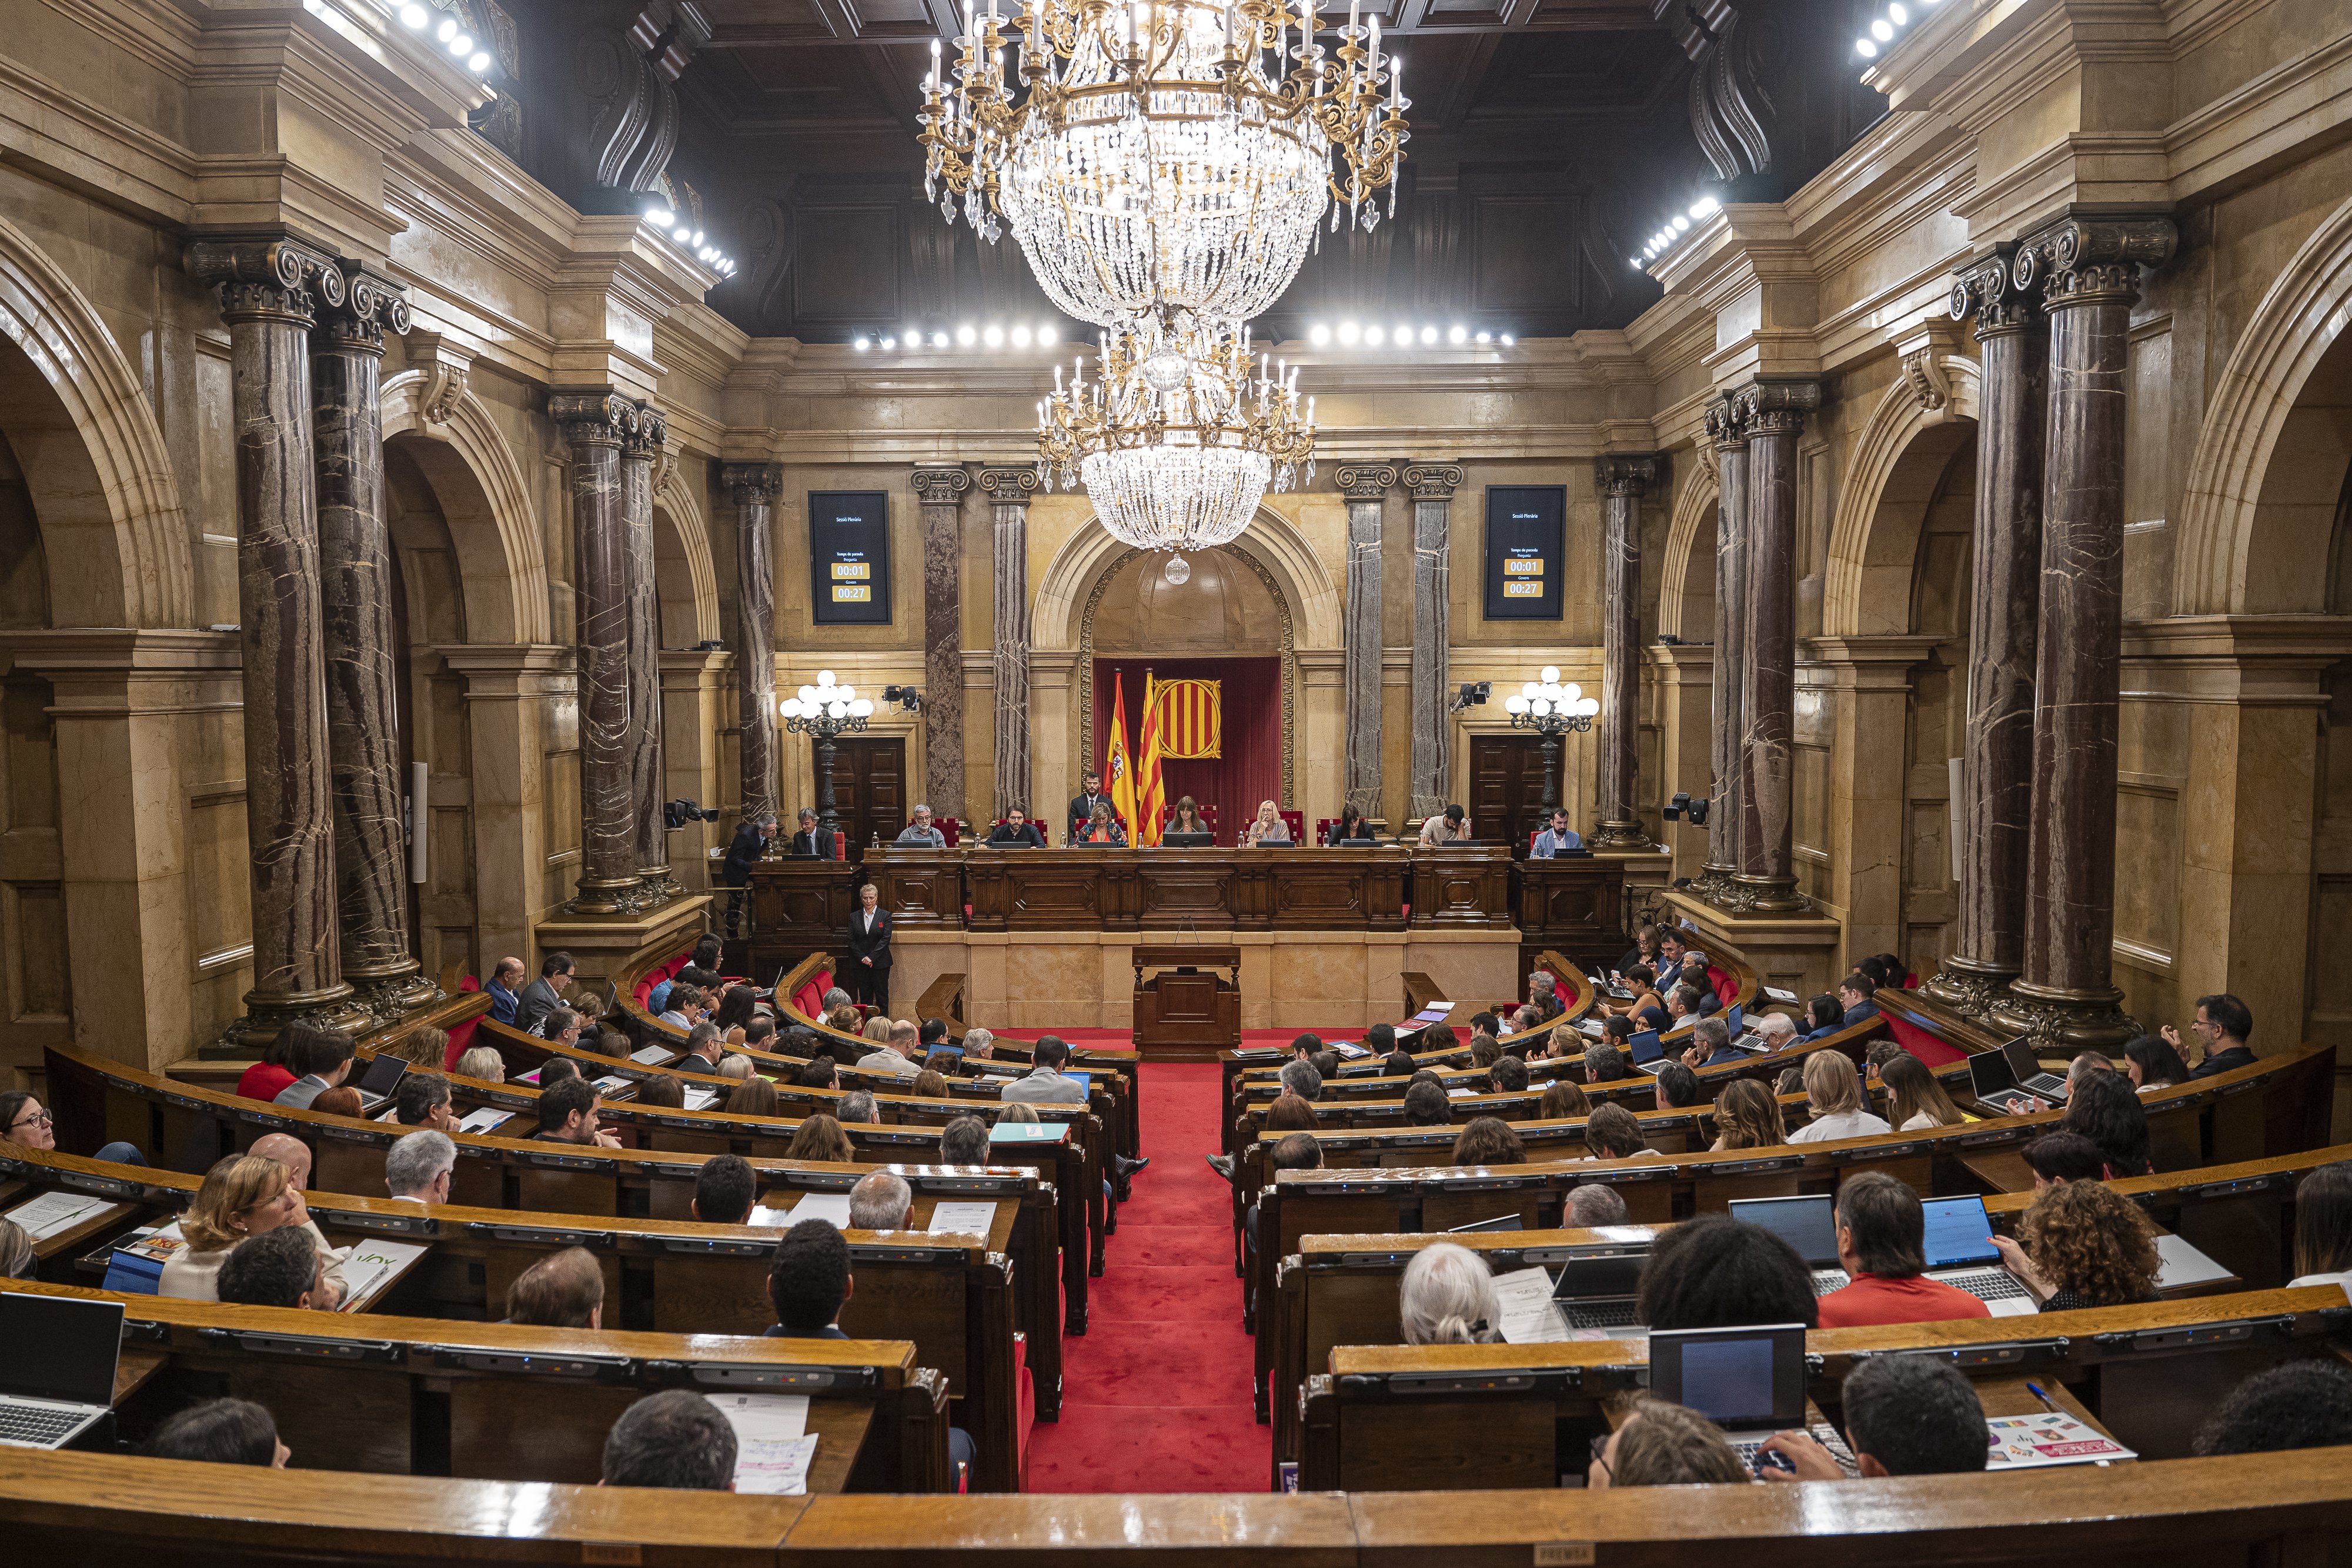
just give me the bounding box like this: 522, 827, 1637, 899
0, 1290, 122, 1450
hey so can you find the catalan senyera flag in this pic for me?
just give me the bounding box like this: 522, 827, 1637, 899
1136, 671, 1167, 847
1105, 671, 1137, 835
1150, 677, 1222, 759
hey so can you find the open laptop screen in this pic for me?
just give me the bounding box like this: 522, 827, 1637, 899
0, 1290, 123, 1406
2001, 1037, 2050, 1082
1919, 1196, 2003, 1269
1552, 1254, 1646, 1300
1648, 1324, 1808, 1430
354, 1053, 407, 1097
1728, 1195, 1841, 1267
1627, 1030, 1663, 1066
1967, 1047, 2017, 1099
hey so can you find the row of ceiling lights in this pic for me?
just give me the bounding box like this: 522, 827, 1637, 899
853, 323, 1065, 350
1853, 0, 1939, 61
392, 3, 492, 72
848, 321, 1515, 352
1632, 195, 1722, 269
1308, 322, 1513, 347
640, 208, 736, 276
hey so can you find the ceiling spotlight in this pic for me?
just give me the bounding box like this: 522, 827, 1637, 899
1872, 18, 1893, 39
449, 32, 473, 55
932, 332, 950, 347
878, 336, 894, 349
673, 226, 690, 242
692, 230, 704, 245
1419, 325, 1438, 345
1364, 325, 1385, 346
984, 324, 1005, 346
903, 323, 921, 345
1038, 324, 1058, 345
1501, 334, 1516, 346
469, 51, 491, 71
1475, 330, 1491, 344
1856, 36, 1877, 55
1889, 2, 1907, 20
437, 17, 456, 41
853, 336, 870, 351
956, 323, 977, 346
1690, 196, 1720, 219
645, 208, 672, 226
399, 4, 428, 27
1337, 320, 1361, 345
1395, 323, 1413, 345
1012, 324, 1033, 347
1309, 323, 1332, 346
1448, 325, 1466, 343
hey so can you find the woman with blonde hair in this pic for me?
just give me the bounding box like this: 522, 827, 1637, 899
1709, 1078, 1786, 1151
395, 1025, 450, 1069
1788, 1051, 1891, 1143
161, 1155, 310, 1302
861, 1015, 893, 1044
1077, 799, 1128, 845
785, 1112, 855, 1164
453, 1045, 505, 1083
1882, 1052, 1966, 1130
995, 1102, 1041, 1125
717, 1054, 754, 1081
1399, 1242, 1502, 1344
1244, 799, 1292, 847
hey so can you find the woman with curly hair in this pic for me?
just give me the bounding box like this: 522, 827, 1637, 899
1451, 1115, 1525, 1167
1709, 1078, 1785, 1151
1992, 1178, 2161, 1310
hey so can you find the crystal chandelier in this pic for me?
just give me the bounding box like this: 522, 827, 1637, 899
1036, 313, 1315, 554
920, 0, 1409, 329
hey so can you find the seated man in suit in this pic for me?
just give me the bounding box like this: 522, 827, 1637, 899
516, 952, 573, 1035
1067, 770, 1109, 844
1680, 1015, 1745, 1070
1838, 971, 1880, 1027
719, 811, 777, 938
787, 806, 839, 858
1530, 807, 1583, 857
895, 803, 947, 847
1001, 1035, 1088, 1104
2172, 991, 2257, 1078
985, 807, 1045, 847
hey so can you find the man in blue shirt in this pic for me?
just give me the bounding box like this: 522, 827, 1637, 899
1531, 808, 1583, 857
485, 956, 523, 1026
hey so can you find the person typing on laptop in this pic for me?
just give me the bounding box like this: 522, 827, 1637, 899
1813, 1174, 1992, 1329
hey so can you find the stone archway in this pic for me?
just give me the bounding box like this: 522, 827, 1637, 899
1657, 459, 1719, 641
1821, 357, 1983, 638
381, 372, 548, 645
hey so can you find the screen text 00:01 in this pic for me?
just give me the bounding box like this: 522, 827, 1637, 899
830, 585, 872, 603
828, 560, 872, 580
1503, 580, 1544, 597
1503, 557, 1544, 576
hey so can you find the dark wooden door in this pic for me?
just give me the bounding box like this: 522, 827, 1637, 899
828, 737, 907, 852
1466, 735, 1550, 856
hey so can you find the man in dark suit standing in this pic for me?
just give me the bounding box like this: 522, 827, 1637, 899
844, 882, 892, 1011
720, 812, 777, 938
1067, 770, 1107, 845
787, 807, 839, 858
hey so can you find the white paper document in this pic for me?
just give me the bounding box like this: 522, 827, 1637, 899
1491, 1265, 1571, 1344
787, 1192, 854, 1228
337, 1239, 429, 1310
683, 1086, 720, 1111
456, 1107, 513, 1135
3, 1189, 113, 1240
1447, 1087, 1479, 1099
927, 1201, 998, 1237
713, 1392, 818, 1496
632, 1045, 674, 1064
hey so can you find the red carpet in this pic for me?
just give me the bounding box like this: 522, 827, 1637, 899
993, 1027, 1353, 1047
1024, 1062, 1269, 1492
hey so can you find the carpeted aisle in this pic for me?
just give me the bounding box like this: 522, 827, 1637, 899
1024, 1061, 1270, 1492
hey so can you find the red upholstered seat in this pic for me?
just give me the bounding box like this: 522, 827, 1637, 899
792, 982, 825, 1018
445, 976, 482, 1067
1279, 808, 1304, 843
938, 816, 961, 847
1709, 966, 1736, 1005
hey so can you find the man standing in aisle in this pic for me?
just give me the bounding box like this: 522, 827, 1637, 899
720, 812, 777, 939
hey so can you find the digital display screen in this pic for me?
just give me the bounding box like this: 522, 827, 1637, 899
1483, 486, 1565, 620
809, 491, 890, 625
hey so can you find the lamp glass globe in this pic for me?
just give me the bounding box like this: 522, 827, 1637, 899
1532, 697, 1552, 717
827, 700, 847, 719
817, 669, 836, 687
850, 698, 874, 717
797, 684, 816, 703
838, 684, 856, 704
1540, 665, 1561, 684
1504, 695, 1528, 715
1520, 681, 1540, 700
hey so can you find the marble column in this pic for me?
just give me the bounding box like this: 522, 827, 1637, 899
1924, 246, 2048, 1019
721, 462, 783, 827
1593, 454, 1663, 848
1700, 396, 1749, 895
623, 406, 673, 900
550, 391, 641, 913
1337, 463, 1396, 820
1990, 215, 2177, 1050
311, 262, 436, 1020
182, 236, 367, 1042
980, 467, 1038, 819
1731, 382, 1819, 914
1404, 463, 1464, 820
914, 466, 972, 823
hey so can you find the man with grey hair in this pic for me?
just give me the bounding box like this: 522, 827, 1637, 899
386, 1130, 457, 1204
721, 811, 780, 939
847, 1169, 913, 1230
1564, 1182, 1629, 1229
940, 1114, 990, 1164
1279, 1059, 1323, 1103
1584, 1042, 1625, 1085
838, 1089, 877, 1125
1681, 1015, 1743, 1070
962, 1028, 994, 1061
1755, 1011, 1799, 1050
679, 1021, 724, 1076
896, 804, 946, 847
822, 987, 853, 1014
538, 1005, 582, 1047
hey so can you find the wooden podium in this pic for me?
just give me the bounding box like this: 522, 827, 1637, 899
1132, 944, 1242, 1060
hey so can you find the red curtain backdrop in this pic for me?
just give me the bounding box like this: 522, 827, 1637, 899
1090, 657, 1281, 842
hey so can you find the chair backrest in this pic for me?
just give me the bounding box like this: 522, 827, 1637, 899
938, 816, 961, 847
1279, 809, 1304, 843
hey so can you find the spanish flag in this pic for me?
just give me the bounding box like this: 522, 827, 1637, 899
1105, 671, 1137, 837
1136, 670, 1167, 847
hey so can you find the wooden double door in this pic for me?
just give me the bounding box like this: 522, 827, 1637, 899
821, 737, 906, 852
1467, 735, 1551, 855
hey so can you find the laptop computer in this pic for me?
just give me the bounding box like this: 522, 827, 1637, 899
1549, 1253, 1649, 1334
1161, 831, 1214, 847
2002, 1037, 2071, 1101
1646, 1323, 1859, 1475
0, 1290, 123, 1449
1966, 1045, 2048, 1115
351, 1053, 407, 1115
1917, 1195, 2039, 1315
1627, 1030, 1670, 1075
1728, 1195, 1850, 1294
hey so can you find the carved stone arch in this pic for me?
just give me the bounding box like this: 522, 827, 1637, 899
0, 212, 191, 628
652, 455, 721, 646
1657, 453, 1719, 641
2176, 191, 2352, 614
382, 370, 550, 645
1034, 503, 1342, 654
1821, 355, 1983, 637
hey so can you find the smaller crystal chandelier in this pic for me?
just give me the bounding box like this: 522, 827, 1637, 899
1037, 312, 1315, 555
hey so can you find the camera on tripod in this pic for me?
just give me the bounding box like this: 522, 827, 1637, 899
663, 798, 720, 830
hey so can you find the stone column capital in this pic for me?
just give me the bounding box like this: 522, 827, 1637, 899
549, 390, 635, 449
1705, 393, 1749, 450
1951, 243, 2040, 339
1732, 380, 1822, 438
977, 466, 1040, 505
1335, 462, 1398, 501
2012, 212, 2177, 309
721, 462, 784, 505
622, 403, 668, 460
1593, 453, 1665, 498
1401, 463, 1465, 501
183, 233, 343, 328
312, 262, 410, 356
912, 465, 972, 505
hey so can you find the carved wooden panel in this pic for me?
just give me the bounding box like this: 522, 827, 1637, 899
1511, 855, 1631, 972
1408, 847, 1514, 927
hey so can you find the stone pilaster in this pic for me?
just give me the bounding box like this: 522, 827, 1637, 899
1593, 454, 1663, 849
1404, 462, 1464, 820
183, 235, 369, 1045
1337, 462, 1396, 820
1990, 213, 2177, 1050
721, 462, 783, 828
980, 466, 1038, 820
550, 390, 641, 914
1728, 381, 1819, 914
1700, 394, 1749, 898
312, 261, 439, 1023
1924, 246, 2048, 1021
914, 465, 972, 824
623, 406, 674, 901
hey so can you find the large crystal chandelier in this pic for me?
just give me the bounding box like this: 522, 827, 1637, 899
1036, 313, 1315, 552
920, 0, 1409, 329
